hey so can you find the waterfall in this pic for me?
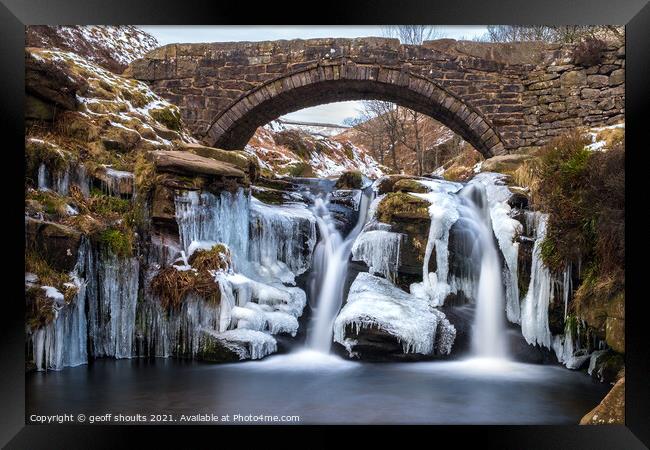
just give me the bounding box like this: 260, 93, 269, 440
459, 184, 508, 358
307, 189, 371, 352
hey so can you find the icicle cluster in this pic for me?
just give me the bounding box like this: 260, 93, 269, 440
334, 272, 456, 356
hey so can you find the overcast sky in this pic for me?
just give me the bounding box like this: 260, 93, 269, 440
139, 26, 488, 125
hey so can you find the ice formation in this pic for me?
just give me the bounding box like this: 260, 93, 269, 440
37, 161, 90, 197
334, 272, 456, 356
351, 229, 403, 281
248, 197, 317, 281
552, 320, 591, 369
520, 212, 553, 349
174, 189, 250, 264
30, 240, 89, 371
86, 250, 140, 358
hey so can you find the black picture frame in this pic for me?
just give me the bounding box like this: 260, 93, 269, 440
1, 0, 647, 447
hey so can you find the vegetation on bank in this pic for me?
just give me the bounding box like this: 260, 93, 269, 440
510, 129, 625, 354
150, 244, 231, 311
25, 250, 79, 330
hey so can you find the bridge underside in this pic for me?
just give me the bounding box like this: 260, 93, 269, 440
207, 66, 505, 159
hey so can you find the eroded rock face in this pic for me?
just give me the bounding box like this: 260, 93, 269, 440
25, 218, 82, 272
25, 50, 88, 111
149, 150, 246, 179
180, 143, 259, 182
580, 377, 624, 425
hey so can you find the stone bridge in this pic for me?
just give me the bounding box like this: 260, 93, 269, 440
125, 38, 625, 157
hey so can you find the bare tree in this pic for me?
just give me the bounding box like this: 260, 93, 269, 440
361, 100, 403, 172
480, 25, 624, 44
381, 25, 441, 45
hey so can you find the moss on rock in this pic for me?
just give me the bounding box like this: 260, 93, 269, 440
377, 192, 430, 223
334, 170, 363, 190
392, 178, 429, 193
98, 226, 134, 257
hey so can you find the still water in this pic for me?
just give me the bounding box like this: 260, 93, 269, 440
27, 351, 608, 425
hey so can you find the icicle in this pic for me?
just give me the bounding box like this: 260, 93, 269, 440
86, 248, 140, 359
248, 197, 317, 281
351, 230, 402, 281
520, 213, 553, 349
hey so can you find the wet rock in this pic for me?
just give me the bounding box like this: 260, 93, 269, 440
151, 184, 177, 227
334, 170, 363, 189
589, 350, 624, 384
25, 218, 82, 272
196, 333, 246, 363
507, 187, 529, 209
580, 377, 624, 424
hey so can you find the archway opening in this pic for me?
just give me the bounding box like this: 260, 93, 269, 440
243, 99, 485, 180
206, 65, 504, 160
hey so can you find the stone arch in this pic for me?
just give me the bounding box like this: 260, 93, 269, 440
205, 63, 505, 158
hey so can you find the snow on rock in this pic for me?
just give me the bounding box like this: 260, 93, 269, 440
28, 47, 196, 145
245, 121, 384, 178
334, 272, 456, 356
26, 25, 159, 73
212, 329, 277, 360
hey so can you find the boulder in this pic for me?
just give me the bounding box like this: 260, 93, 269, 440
196, 332, 246, 363
334, 170, 363, 190
149, 150, 246, 179
392, 178, 429, 193
180, 143, 259, 181
580, 377, 624, 425
25, 48, 88, 111
333, 273, 456, 361
481, 153, 533, 174
374, 174, 419, 195
25, 218, 82, 272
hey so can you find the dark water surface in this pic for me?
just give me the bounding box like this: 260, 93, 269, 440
27, 351, 609, 425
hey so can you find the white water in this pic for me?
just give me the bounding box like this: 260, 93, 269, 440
407, 177, 510, 359
307, 190, 371, 352
459, 184, 508, 359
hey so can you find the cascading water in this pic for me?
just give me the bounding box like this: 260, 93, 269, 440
458, 184, 508, 359
307, 190, 371, 352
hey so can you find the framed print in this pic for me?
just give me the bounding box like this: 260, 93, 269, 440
1, 0, 648, 447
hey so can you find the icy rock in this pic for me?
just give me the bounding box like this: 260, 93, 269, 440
334, 272, 456, 360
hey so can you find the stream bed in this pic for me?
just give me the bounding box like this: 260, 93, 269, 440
27, 352, 608, 424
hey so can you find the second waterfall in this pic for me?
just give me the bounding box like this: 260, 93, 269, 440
307, 188, 372, 353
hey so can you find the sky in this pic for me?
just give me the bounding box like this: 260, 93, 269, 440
139, 26, 489, 125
